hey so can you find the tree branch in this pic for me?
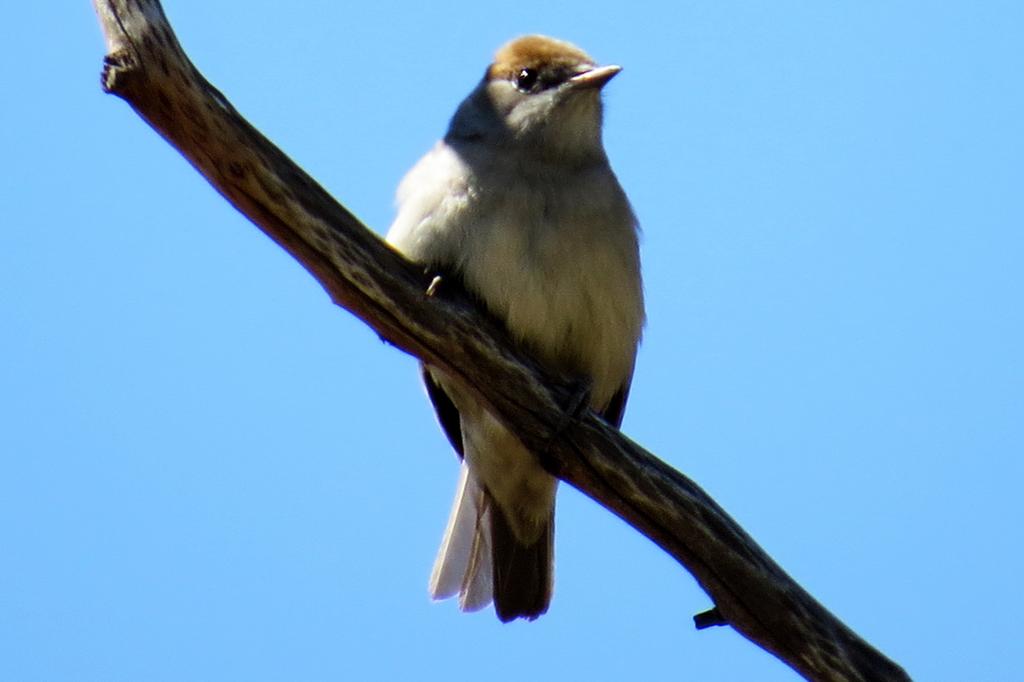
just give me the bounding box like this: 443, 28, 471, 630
90, 2, 910, 680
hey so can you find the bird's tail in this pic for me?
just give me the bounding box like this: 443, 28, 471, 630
489, 493, 553, 622
429, 463, 553, 621
429, 464, 494, 611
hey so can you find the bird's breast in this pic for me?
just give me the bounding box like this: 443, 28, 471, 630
455, 173, 642, 408
387, 144, 644, 409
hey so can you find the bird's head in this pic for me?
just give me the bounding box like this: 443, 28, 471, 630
448, 35, 620, 164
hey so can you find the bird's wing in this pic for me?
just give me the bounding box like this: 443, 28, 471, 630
422, 365, 465, 459
602, 381, 631, 429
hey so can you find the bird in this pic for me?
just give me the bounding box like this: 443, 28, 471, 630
386, 35, 644, 622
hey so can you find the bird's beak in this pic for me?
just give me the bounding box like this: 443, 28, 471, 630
568, 64, 622, 90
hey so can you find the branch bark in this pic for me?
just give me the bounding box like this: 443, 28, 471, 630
90, 3, 911, 680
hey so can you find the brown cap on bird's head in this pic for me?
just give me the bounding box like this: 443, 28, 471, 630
486, 35, 620, 93
488, 35, 594, 80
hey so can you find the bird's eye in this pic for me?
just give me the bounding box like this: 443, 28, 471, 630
516, 68, 539, 92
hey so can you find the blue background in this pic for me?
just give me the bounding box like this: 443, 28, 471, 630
3, 2, 1021, 680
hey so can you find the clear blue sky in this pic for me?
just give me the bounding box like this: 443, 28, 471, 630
3, 2, 1021, 680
